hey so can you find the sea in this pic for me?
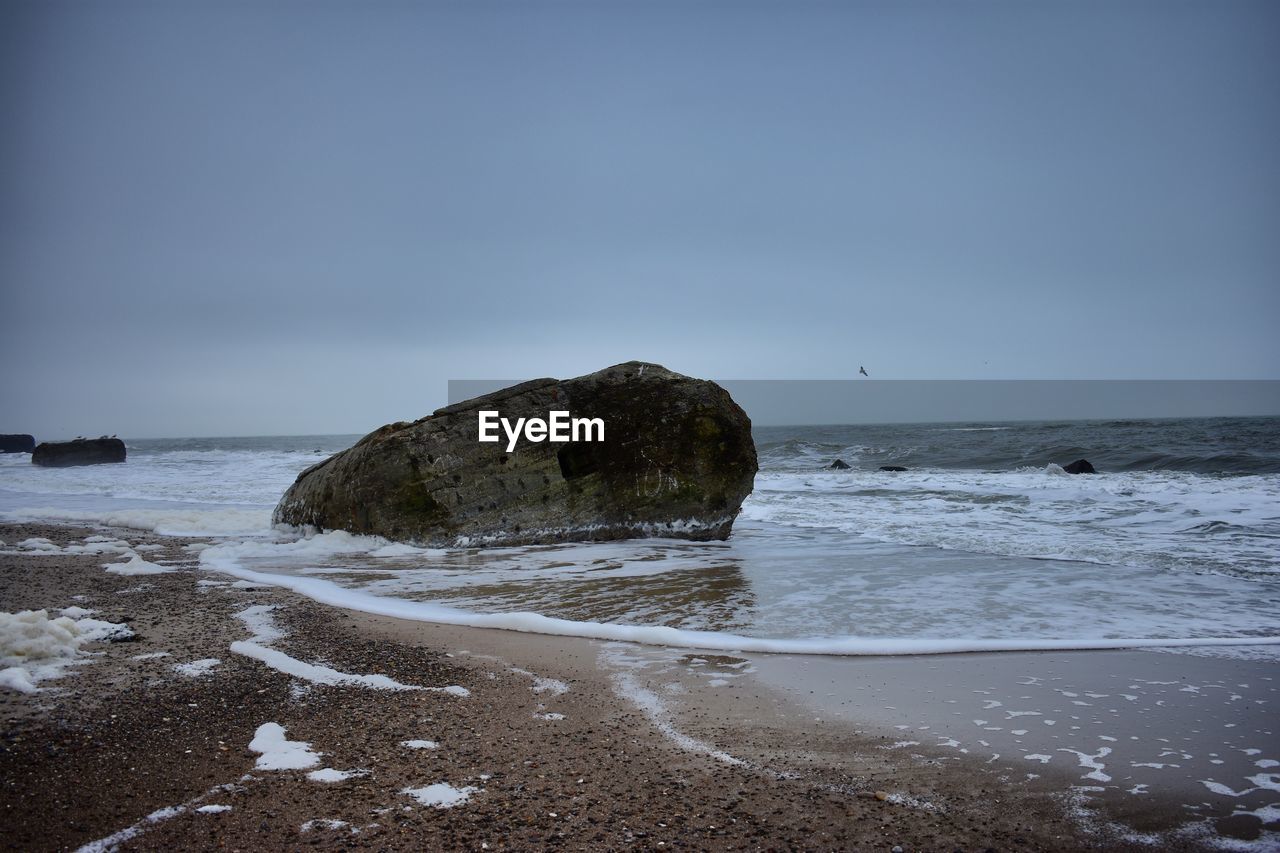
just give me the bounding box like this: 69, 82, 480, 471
2, 416, 1278, 659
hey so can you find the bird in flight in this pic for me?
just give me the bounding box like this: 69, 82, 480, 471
859, 366, 869, 377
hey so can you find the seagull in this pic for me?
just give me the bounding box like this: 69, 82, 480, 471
859, 366, 869, 377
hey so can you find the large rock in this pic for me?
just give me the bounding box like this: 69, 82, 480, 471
1062, 458, 1096, 474
274, 362, 758, 546
32, 437, 126, 467
0, 434, 35, 453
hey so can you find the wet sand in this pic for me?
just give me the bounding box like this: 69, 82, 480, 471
749, 649, 1279, 843
1, 522, 1270, 850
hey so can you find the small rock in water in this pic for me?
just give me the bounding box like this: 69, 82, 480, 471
829, 459, 851, 469
879, 465, 908, 472
32, 437, 126, 467
1062, 458, 1096, 474
0, 433, 35, 454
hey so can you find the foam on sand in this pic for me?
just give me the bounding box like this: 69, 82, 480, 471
234, 604, 285, 643
195, 804, 232, 814
300, 818, 355, 833
4, 536, 134, 556
306, 767, 369, 783
229, 605, 431, 691
600, 644, 744, 766
173, 658, 221, 677
248, 722, 322, 770
0, 610, 134, 693
74, 782, 241, 853
401, 782, 479, 808
510, 666, 570, 696
103, 553, 173, 576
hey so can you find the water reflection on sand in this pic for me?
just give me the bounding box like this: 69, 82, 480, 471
268, 539, 758, 633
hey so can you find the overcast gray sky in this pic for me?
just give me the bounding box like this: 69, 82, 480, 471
3, 0, 1277, 438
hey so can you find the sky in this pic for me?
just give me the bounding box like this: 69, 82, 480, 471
450, 379, 1280, 426
2, 0, 1278, 438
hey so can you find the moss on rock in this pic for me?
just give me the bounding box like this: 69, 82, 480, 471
273, 362, 758, 547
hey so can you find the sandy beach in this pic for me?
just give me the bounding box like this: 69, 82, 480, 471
5, 522, 1273, 851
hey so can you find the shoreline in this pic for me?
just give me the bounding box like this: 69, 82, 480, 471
1, 521, 1273, 850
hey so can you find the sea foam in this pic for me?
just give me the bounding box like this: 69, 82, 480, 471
199, 543, 1280, 657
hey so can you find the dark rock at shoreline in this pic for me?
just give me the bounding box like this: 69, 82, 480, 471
1062, 459, 1096, 474
829, 459, 851, 470
879, 465, 908, 472
274, 362, 758, 547
0, 434, 35, 453
32, 437, 126, 467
